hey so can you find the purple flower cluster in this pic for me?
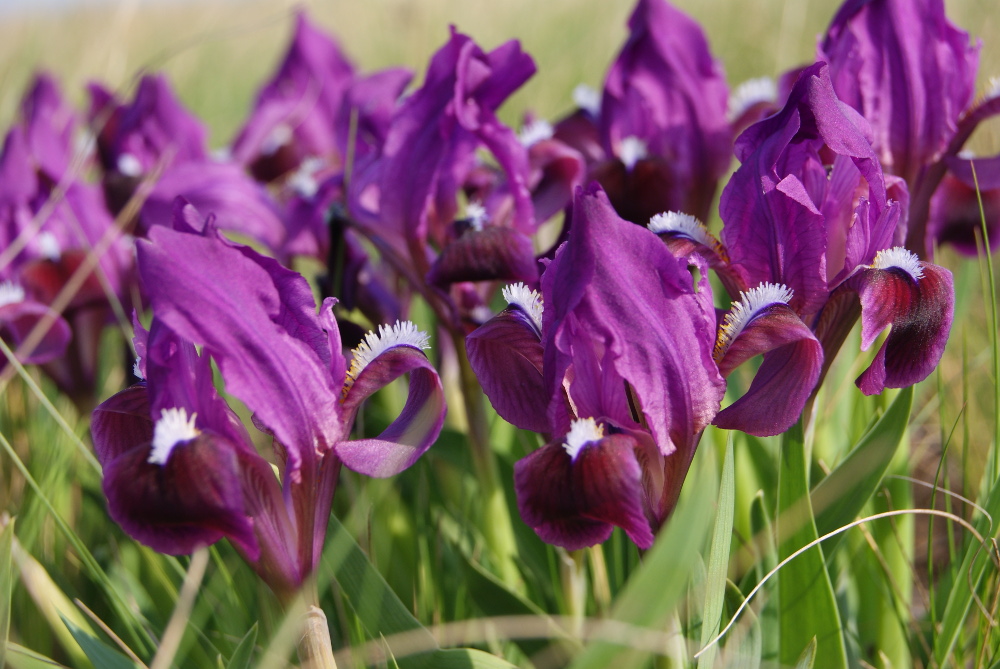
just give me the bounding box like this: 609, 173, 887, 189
0, 0, 982, 566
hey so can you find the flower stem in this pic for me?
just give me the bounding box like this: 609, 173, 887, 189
296, 604, 337, 669
560, 548, 588, 638
452, 329, 522, 588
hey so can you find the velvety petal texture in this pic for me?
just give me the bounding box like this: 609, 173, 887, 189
599, 0, 732, 221
91, 323, 261, 559
849, 257, 954, 395
514, 433, 654, 550
713, 292, 823, 436
466, 304, 547, 433
819, 0, 979, 186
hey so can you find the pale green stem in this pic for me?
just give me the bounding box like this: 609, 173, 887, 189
452, 330, 522, 589
560, 548, 587, 638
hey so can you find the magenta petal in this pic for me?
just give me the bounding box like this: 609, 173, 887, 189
514, 434, 653, 550
338, 345, 445, 477
426, 227, 538, 287
466, 306, 547, 433
820, 0, 979, 185
138, 223, 343, 473
713, 304, 823, 436
102, 431, 258, 558
0, 299, 72, 364
852, 262, 954, 395
91, 384, 152, 464
141, 162, 287, 252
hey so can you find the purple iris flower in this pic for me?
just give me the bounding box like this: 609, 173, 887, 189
553, 0, 731, 224
92, 202, 445, 598
817, 0, 1000, 256
467, 184, 725, 549
701, 63, 954, 434
1, 76, 135, 409
348, 27, 538, 326
231, 11, 412, 183
90, 74, 286, 252
927, 155, 1000, 255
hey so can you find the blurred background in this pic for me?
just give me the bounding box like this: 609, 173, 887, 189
3, 0, 998, 149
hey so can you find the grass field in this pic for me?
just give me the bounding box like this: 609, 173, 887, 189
3, 0, 1000, 667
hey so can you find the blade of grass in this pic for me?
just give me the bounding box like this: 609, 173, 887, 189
62, 616, 140, 669
567, 440, 716, 669
224, 623, 258, 669
320, 514, 517, 668
698, 435, 735, 669
0, 515, 13, 669
935, 162, 1000, 664
777, 420, 847, 669
811, 387, 913, 551
0, 428, 153, 653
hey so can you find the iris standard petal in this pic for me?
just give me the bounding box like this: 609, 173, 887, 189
138, 220, 343, 476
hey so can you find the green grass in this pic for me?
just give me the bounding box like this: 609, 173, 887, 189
3, 0, 1000, 667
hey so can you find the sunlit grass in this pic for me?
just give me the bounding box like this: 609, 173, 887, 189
2, 0, 1000, 667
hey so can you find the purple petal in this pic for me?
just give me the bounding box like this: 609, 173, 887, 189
426, 227, 538, 287
101, 430, 258, 557
928, 155, 1000, 255
102, 73, 208, 173
722, 63, 892, 316
514, 433, 653, 550
140, 161, 287, 252
20, 73, 77, 182
527, 137, 585, 224
712, 298, 823, 436
600, 0, 731, 221
369, 29, 536, 250
0, 298, 72, 365
338, 341, 445, 477
466, 306, 547, 433
820, 0, 979, 185
91, 384, 152, 464
137, 222, 344, 476
231, 11, 354, 176
542, 185, 725, 455
851, 258, 954, 395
